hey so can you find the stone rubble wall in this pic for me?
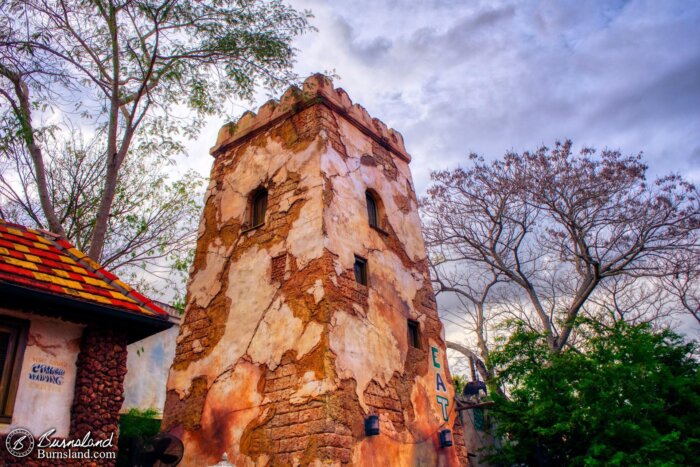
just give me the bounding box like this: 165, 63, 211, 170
70, 327, 128, 465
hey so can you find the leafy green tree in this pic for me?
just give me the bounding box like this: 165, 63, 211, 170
0, 0, 312, 261
0, 127, 204, 303
487, 319, 700, 466
452, 374, 468, 395
117, 407, 162, 467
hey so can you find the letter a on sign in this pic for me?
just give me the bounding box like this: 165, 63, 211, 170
436, 373, 447, 393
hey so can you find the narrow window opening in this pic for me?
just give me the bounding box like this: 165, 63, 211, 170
408, 319, 420, 348
251, 188, 268, 227
0, 317, 29, 423
366, 191, 379, 228
354, 256, 368, 286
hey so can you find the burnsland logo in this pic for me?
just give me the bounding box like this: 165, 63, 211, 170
5, 428, 35, 458
4, 427, 116, 460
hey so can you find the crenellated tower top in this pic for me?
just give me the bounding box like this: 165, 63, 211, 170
210, 74, 410, 162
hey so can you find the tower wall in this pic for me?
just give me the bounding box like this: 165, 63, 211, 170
163, 75, 466, 466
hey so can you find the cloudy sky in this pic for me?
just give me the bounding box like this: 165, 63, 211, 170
177, 0, 700, 367
184, 0, 700, 196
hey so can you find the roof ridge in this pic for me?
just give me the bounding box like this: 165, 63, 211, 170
0, 219, 61, 239
35, 228, 60, 238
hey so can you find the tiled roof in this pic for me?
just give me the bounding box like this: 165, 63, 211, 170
0, 219, 168, 319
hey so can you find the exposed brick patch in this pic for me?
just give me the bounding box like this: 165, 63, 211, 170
271, 253, 287, 282
336, 274, 369, 309
240, 351, 358, 464
162, 376, 208, 432
452, 413, 469, 467
393, 192, 412, 214
364, 380, 406, 431
371, 141, 398, 180
319, 105, 347, 158
360, 154, 378, 166
292, 104, 322, 142
172, 293, 229, 369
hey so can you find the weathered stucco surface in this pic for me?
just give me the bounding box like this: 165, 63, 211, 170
0, 308, 83, 438
163, 75, 466, 466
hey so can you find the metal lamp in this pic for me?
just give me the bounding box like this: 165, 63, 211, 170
364, 415, 380, 436
439, 429, 453, 448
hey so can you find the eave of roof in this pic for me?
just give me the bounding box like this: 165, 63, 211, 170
0, 220, 173, 341
0, 282, 172, 344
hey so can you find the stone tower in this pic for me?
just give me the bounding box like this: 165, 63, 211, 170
163, 75, 466, 466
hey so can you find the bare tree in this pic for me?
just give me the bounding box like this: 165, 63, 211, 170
423, 140, 699, 355
582, 275, 677, 326
0, 0, 312, 260
662, 246, 700, 325
430, 259, 500, 379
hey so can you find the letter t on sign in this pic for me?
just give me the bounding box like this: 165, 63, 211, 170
436, 395, 449, 421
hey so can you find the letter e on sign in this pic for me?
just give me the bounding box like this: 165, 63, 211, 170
431, 346, 440, 368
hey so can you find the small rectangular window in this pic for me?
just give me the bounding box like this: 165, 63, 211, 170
366, 192, 379, 228
0, 316, 29, 423
353, 256, 368, 286
408, 319, 420, 348
251, 189, 268, 227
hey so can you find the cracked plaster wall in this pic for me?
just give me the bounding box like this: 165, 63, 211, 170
0, 308, 83, 438
163, 76, 465, 466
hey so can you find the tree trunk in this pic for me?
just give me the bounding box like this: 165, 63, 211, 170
88, 0, 121, 261
445, 340, 490, 382
4, 69, 65, 237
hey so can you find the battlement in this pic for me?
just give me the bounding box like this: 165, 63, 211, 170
210, 74, 411, 162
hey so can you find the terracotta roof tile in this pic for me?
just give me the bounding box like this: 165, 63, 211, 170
0, 220, 169, 320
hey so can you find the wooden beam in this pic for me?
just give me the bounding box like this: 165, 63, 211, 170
456, 400, 495, 411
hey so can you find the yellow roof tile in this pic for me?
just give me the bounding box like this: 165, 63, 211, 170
14, 244, 29, 253
5, 256, 38, 271
32, 271, 82, 290
24, 253, 42, 263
